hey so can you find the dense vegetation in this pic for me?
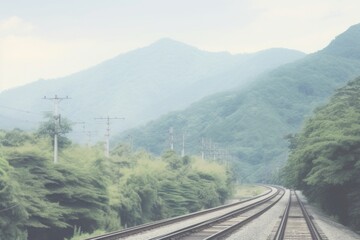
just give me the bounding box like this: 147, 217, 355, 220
282, 76, 360, 230
116, 23, 360, 182
0, 127, 232, 240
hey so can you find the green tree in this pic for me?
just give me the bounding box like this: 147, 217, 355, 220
283, 76, 360, 230
1, 128, 32, 147
0, 157, 27, 240
36, 112, 72, 150
4, 145, 115, 240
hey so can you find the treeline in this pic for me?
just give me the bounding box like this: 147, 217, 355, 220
282, 76, 360, 230
0, 128, 232, 240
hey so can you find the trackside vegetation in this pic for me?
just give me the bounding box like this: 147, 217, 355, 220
282, 76, 360, 230
0, 128, 233, 240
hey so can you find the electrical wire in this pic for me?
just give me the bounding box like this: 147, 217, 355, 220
0, 104, 43, 116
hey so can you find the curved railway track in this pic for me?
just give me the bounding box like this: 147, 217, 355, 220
272, 190, 327, 240
151, 186, 284, 240
87, 188, 284, 240
87, 186, 278, 240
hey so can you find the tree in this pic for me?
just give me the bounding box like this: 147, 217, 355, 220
6, 150, 114, 240
1, 128, 32, 147
36, 113, 72, 150
283, 76, 360, 230
0, 157, 27, 239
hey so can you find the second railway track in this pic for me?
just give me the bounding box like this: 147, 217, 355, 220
271, 190, 327, 240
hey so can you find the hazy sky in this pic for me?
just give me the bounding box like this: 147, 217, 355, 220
1, 0, 360, 91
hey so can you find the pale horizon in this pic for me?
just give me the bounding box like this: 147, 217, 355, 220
1, 0, 360, 91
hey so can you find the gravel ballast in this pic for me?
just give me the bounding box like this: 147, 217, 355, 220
121, 187, 360, 240
122, 187, 277, 240
227, 190, 360, 240
225, 189, 289, 240
297, 191, 360, 240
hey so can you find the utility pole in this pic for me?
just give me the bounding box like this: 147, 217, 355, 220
127, 134, 133, 151
95, 116, 124, 157
84, 131, 97, 147
201, 137, 205, 160
169, 127, 174, 151
43, 95, 70, 164
181, 132, 185, 157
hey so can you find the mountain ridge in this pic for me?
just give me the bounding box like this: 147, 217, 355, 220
116, 23, 360, 182
321, 23, 360, 59
0, 38, 305, 140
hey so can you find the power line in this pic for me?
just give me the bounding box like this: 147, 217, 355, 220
0, 113, 41, 124
0, 104, 43, 115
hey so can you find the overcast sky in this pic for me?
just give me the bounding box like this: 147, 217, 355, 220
1, 0, 360, 91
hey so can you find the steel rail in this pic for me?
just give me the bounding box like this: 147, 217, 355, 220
295, 190, 323, 240
86, 185, 273, 240
202, 187, 285, 240
151, 186, 284, 240
271, 190, 324, 240
273, 190, 291, 240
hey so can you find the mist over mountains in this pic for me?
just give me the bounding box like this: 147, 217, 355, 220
0, 38, 304, 141
117, 24, 360, 182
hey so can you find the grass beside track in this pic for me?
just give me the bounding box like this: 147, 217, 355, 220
232, 184, 268, 200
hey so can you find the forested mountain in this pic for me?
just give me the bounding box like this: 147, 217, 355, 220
283, 76, 360, 230
116, 23, 360, 182
0, 38, 304, 141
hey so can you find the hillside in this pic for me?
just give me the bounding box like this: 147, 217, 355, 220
117, 23, 360, 182
0, 39, 304, 143
283, 76, 360, 230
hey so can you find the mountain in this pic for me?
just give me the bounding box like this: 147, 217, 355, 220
117, 24, 360, 182
0, 38, 304, 142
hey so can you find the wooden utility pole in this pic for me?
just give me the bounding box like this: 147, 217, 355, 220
95, 116, 124, 157
43, 95, 70, 164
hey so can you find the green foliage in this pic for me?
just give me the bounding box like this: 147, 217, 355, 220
0, 134, 117, 240
36, 112, 72, 150
112, 151, 232, 227
1, 129, 33, 147
0, 130, 232, 239
283, 76, 360, 230
0, 156, 28, 240
66, 227, 105, 240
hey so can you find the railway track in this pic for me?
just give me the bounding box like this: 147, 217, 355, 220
150, 186, 284, 240
86, 186, 277, 240
272, 190, 327, 240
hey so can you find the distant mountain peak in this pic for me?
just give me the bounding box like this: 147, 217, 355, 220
322, 23, 360, 59
152, 37, 186, 45
147, 38, 199, 51
147, 38, 233, 57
